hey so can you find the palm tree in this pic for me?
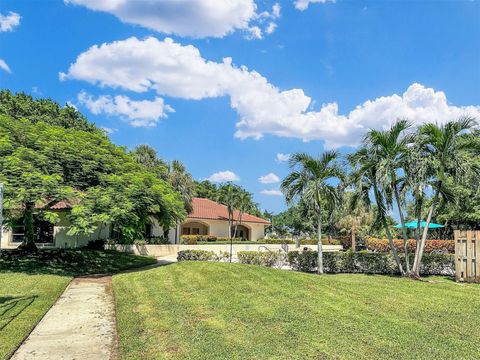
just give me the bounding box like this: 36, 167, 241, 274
281, 151, 343, 274
131, 144, 168, 179
365, 120, 414, 273
233, 191, 254, 240
411, 117, 478, 276
217, 183, 239, 239
168, 160, 195, 213
348, 147, 405, 275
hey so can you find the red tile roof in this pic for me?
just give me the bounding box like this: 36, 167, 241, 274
188, 198, 270, 224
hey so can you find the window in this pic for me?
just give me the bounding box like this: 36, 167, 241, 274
11, 226, 24, 243
182, 227, 191, 235
192, 228, 200, 235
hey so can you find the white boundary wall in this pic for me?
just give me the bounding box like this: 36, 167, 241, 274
110, 244, 343, 258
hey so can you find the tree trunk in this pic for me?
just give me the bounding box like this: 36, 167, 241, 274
392, 182, 410, 273
20, 202, 37, 252
413, 187, 440, 276
351, 221, 356, 251
317, 210, 323, 275
372, 183, 404, 275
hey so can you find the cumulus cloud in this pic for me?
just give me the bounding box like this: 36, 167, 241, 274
0, 59, 11, 73
294, 0, 335, 11
259, 172, 280, 184
77, 91, 174, 127
276, 153, 290, 162
0, 11, 20, 32
65, 0, 279, 39
62, 37, 480, 147
207, 170, 240, 183
260, 189, 283, 196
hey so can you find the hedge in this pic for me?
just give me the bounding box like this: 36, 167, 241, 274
180, 235, 244, 244
263, 238, 341, 246
177, 250, 230, 262
237, 251, 286, 267
287, 251, 454, 276
365, 238, 454, 254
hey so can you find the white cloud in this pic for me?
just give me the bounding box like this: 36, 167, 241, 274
100, 126, 117, 134
294, 0, 335, 11
77, 91, 174, 127
207, 170, 240, 183
265, 22, 277, 35
260, 189, 283, 196
66, 0, 278, 39
62, 37, 480, 148
259, 172, 280, 184
0, 59, 11, 73
276, 153, 290, 162
0, 11, 20, 32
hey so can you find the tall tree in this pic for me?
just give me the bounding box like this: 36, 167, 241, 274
281, 151, 343, 274
365, 120, 414, 272
348, 148, 405, 275
411, 117, 478, 276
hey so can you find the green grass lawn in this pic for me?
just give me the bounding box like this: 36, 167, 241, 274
0, 249, 156, 359
0, 273, 70, 359
113, 262, 480, 360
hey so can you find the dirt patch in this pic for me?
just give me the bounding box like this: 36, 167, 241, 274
12, 276, 118, 360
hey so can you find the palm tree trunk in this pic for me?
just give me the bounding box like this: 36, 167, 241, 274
392, 182, 410, 273
373, 183, 404, 275
317, 210, 323, 275
351, 221, 356, 251
413, 186, 440, 276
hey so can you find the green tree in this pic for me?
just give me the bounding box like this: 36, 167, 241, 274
348, 147, 405, 274
411, 117, 478, 276
281, 151, 343, 274
365, 120, 414, 272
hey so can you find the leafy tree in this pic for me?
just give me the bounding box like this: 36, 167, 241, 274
0, 95, 186, 249
281, 151, 343, 274
0, 90, 98, 132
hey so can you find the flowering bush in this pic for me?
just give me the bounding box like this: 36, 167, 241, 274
365, 238, 454, 254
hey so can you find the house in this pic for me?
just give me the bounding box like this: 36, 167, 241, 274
0, 198, 270, 249
167, 197, 270, 243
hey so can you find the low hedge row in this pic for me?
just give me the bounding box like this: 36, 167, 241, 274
180, 235, 244, 244
287, 251, 454, 276
365, 238, 454, 254
263, 238, 341, 245
237, 251, 286, 267
177, 250, 230, 262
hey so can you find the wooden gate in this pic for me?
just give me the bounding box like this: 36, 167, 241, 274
454, 230, 480, 283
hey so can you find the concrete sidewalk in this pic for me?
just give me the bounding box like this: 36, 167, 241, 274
12, 277, 118, 360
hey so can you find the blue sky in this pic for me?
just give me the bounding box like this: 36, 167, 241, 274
1, 0, 479, 214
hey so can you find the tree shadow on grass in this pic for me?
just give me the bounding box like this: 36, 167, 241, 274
0, 249, 157, 276
0, 295, 37, 332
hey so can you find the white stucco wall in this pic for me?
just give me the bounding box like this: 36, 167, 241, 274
162, 218, 267, 243
0, 212, 109, 249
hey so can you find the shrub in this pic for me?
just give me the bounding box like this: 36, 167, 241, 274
180, 235, 244, 244
177, 250, 218, 262
287, 250, 454, 276
365, 238, 454, 254
237, 251, 286, 267
263, 238, 341, 245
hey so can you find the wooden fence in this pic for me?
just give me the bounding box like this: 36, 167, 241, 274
454, 230, 480, 283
